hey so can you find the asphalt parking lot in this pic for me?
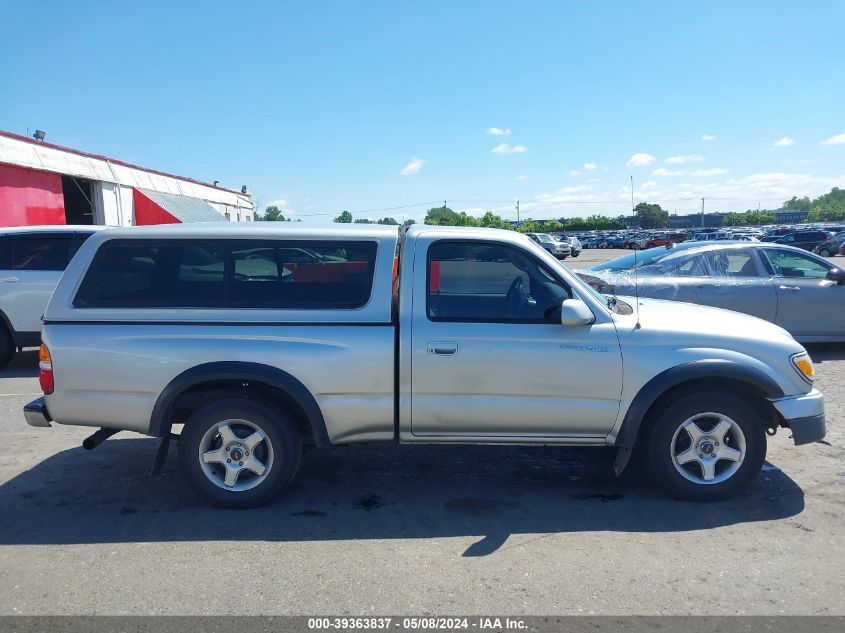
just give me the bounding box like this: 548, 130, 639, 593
0, 248, 842, 616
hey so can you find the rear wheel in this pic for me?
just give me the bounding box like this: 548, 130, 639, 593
818, 248, 832, 257
178, 397, 301, 508
645, 391, 766, 500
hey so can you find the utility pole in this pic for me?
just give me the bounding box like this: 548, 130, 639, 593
516, 200, 520, 222
701, 197, 705, 228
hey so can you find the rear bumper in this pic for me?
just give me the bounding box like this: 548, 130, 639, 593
24, 397, 52, 428
770, 389, 825, 445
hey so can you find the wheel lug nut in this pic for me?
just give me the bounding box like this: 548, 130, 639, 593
699, 454, 704, 459
239, 461, 243, 466
225, 447, 230, 452
226, 458, 231, 463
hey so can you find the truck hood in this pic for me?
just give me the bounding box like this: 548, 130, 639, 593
615, 295, 795, 346
608, 295, 811, 396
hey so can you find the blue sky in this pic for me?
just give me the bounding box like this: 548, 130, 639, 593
2, 0, 844, 223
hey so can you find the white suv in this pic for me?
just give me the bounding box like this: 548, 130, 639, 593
0, 225, 103, 367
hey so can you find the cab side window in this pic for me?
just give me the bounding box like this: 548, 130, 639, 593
427, 241, 571, 322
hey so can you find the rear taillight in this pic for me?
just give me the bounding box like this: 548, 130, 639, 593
39, 344, 53, 395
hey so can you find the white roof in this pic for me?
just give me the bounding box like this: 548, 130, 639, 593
0, 225, 108, 235
0, 130, 252, 210
95, 222, 400, 240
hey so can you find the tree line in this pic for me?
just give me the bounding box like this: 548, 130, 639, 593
255, 187, 845, 227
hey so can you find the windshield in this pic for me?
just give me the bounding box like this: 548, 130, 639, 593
589, 246, 682, 272
534, 234, 553, 243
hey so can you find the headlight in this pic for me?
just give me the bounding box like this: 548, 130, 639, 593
791, 352, 815, 383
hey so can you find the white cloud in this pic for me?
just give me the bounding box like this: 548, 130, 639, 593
820, 132, 845, 145
516, 175, 528, 181
702, 134, 716, 142
640, 180, 658, 190
583, 162, 597, 171
568, 169, 581, 176
652, 168, 686, 177
266, 198, 289, 208
487, 127, 512, 136
666, 154, 705, 164
626, 153, 656, 167
691, 168, 728, 177
513, 170, 845, 221
532, 186, 602, 207
400, 156, 428, 176
773, 137, 794, 148
491, 143, 527, 155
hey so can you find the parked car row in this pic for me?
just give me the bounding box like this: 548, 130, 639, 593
525, 233, 581, 259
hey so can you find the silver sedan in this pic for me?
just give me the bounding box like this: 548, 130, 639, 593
577, 241, 845, 342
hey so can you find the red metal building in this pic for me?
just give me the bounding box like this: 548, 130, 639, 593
0, 130, 253, 227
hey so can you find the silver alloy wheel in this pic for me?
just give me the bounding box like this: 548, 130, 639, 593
819, 248, 831, 257
198, 419, 274, 492
670, 412, 746, 485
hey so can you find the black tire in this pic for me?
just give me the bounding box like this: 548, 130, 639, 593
818, 248, 831, 257
178, 397, 301, 508
644, 391, 766, 501
572, 252, 580, 258
0, 324, 14, 369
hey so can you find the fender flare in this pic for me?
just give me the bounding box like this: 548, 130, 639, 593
148, 361, 331, 447
614, 359, 784, 449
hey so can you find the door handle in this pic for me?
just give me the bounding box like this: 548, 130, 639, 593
427, 341, 458, 355
778, 285, 800, 292
0, 277, 19, 283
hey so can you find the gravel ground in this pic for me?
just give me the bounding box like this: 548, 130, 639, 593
0, 247, 842, 616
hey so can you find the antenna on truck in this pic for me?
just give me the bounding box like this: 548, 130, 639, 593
631, 175, 641, 329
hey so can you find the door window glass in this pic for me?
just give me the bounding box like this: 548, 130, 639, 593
427, 241, 571, 322
702, 250, 761, 277
10, 237, 71, 271
763, 249, 830, 279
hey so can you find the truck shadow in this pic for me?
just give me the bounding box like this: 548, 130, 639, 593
0, 439, 804, 557
0, 349, 39, 378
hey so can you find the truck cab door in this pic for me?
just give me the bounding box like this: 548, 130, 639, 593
406, 237, 623, 441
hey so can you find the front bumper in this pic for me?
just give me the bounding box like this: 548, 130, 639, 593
24, 397, 52, 428
770, 389, 825, 445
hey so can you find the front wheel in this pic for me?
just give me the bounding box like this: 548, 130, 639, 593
178, 397, 302, 508
645, 391, 766, 501
818, 248, 832, 257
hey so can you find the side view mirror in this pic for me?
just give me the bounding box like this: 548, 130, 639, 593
827, 268, 845, 285
561, 299, 595, 326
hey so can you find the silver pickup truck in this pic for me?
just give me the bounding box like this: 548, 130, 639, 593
25, 223, 825, 507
